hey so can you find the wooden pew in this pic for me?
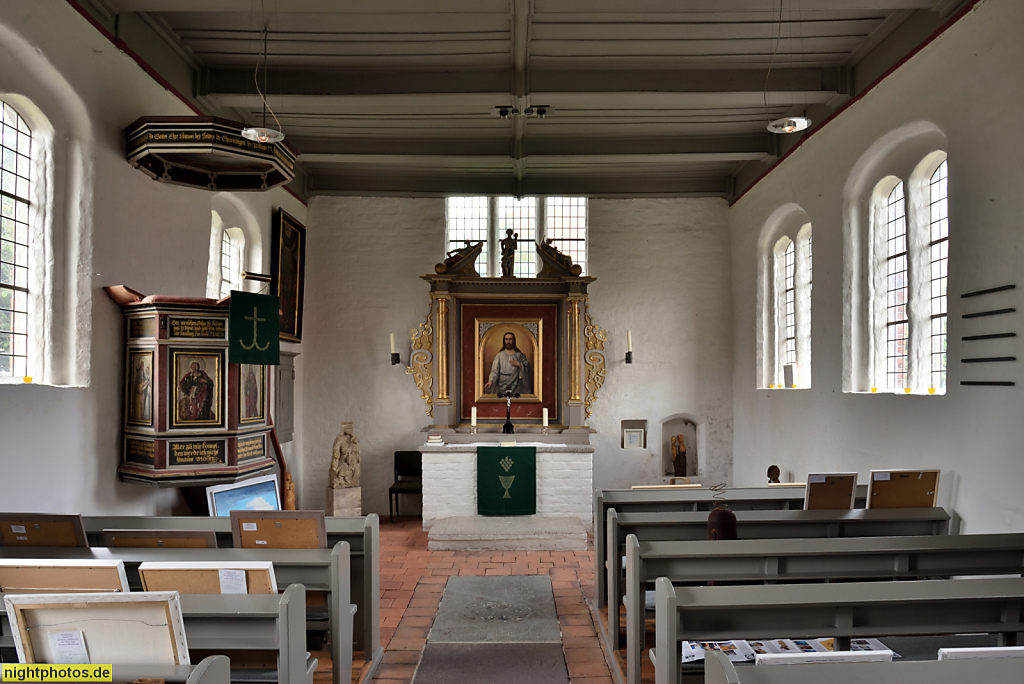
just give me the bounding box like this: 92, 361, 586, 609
125, 655, 231, 684
624, 532, 1024, 684
652, 576, 1024, 684
1, 586, 316, 684
603, 506, 950, 655
593, 486, 868, 611
702, 649, 1024, 684
81, 513, 382, 673
0, 543, 357, 684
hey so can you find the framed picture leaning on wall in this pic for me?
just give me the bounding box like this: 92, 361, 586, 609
623, 428, 645, 449
271, 208, 306, 342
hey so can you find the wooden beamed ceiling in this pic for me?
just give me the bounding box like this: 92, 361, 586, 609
83, 0, 968, 199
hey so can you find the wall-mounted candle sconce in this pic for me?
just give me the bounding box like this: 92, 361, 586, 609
626, 330, 633, 364
390, 333, 400, 365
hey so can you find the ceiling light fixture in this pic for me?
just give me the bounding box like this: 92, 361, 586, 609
763, 1, 810, 135
241, 21, 285, 144
767, 116, 811, 134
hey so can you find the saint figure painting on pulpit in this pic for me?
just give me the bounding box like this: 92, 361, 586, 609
172, 351, 222, 426
240, 363, 264, 423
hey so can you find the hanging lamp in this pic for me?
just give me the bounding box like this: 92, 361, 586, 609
241, 25, 285, 144
763, 1, 810, 135
767, 116, 811, 134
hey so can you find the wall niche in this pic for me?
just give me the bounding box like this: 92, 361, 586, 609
662, 416, 697, 478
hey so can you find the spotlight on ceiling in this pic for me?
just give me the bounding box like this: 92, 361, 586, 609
492, 106, 520, 119
767, 116, 811, 134
523, 105, 554, 119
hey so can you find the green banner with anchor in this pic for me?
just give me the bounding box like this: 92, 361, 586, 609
477, 446, 536, 516
228, 291, 280, 365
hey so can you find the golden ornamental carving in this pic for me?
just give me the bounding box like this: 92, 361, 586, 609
583, 300, 608, 419
405, 304, 435, 416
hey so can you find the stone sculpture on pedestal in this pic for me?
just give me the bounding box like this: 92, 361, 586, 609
327, 421, 361, 515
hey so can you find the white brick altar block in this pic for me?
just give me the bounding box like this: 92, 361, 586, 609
420, 443, 594, 528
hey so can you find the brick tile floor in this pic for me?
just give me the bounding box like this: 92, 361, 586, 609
370, 520, 612, 684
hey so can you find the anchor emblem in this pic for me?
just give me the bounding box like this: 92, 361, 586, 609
239, 306, 270, 351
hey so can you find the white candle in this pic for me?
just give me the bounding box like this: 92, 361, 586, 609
627, 330, 632, 353
471, 406, 477, 427
390, 333, 396, 354
542, 408, 548, 427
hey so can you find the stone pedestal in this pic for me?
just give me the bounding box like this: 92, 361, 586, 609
326, 486, 361, 516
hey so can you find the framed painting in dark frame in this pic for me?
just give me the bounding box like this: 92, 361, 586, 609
271, 208, 306, 342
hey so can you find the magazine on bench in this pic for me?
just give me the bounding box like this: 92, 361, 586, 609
682, 637, 894, 662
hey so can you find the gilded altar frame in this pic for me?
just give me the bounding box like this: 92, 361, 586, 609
411, 270, 605, 430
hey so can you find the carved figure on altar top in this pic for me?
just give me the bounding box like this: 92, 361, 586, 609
500, 228, 517, 277
329, 421, 361, 489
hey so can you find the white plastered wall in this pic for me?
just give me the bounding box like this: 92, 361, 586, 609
300, 196, 735, 516
730, 0, 1024, 533
0, 0, 305, 514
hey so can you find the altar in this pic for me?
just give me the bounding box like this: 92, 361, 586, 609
404, 240, 605, 539
420, 440, 594, 528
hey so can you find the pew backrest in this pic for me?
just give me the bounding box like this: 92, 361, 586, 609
82, 513, 381, 666
702, 649, 1024, 684
179, 584, 315, 684
653, 576, 1024, 684
0, 542, 354, 684
624, 532, 1024, 684
603, 506, 950, 657
593, 486, 869, 610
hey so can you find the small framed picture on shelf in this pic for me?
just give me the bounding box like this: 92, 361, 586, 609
623, 428, 645, 450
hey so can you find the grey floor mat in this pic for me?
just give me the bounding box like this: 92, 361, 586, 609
413, 643, 569, 684
428, 575, 561, 643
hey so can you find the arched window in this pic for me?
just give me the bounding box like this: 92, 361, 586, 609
0, 102, 31, 378
219, 227, 244, 298
758, 206, 812, 389
880, 179, 909, 389
844, 123, 948, 394
928, 160, 949, 390
851, 133, 948, 394
0, 35, 93, 387
775, 237, 796, 377
207, 197, 261, 300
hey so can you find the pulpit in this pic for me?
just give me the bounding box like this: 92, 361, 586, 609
110, 295, 277, 487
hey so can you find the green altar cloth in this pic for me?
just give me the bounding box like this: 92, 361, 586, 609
477, 446, 536, 516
